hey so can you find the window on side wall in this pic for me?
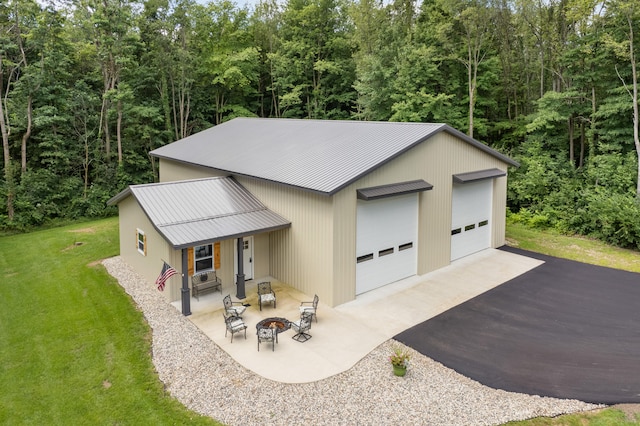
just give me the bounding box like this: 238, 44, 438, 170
137, 229, 147, 256
194, 244, 213, 272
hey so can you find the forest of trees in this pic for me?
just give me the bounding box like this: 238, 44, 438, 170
1, 0, 640, 248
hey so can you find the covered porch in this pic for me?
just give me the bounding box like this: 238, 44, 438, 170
172, 248, 543, 383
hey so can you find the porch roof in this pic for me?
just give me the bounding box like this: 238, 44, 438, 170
108, 177, 291, 249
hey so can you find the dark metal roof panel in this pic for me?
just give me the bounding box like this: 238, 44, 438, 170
357, 180, 434, 201
125, 177, 290, 248
453, 168, 507, 184
151, 118, 448, 195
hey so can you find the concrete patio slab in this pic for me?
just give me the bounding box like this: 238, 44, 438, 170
174, 248, 543, 383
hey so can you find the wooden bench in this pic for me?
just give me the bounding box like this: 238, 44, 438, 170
191, 271, 222, 300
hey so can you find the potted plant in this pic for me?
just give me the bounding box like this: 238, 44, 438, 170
389, 345, 411, 376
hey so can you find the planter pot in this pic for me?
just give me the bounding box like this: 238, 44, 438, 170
392, 365, 407, 377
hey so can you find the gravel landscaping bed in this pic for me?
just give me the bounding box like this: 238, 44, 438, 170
103, 256, 602, 426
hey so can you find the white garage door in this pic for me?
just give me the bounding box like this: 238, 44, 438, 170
356, 193, 418, 295
451, 180, 492, 261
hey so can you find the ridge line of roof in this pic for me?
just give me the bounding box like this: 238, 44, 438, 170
155, 206, 268, 227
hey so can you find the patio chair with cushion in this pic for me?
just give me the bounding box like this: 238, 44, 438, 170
257, 327, 276, 352
224, 314, 247, 343
291, 312, 313, 342
223, 294, 247, 318
299, 294, 319, 323
257, 281, 276, 311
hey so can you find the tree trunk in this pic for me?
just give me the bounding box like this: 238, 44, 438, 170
21, 95, 32, 173
626, 14, 640, 196
468, 42, 474, 138
0, 56, 14, 221
117, 99, 123, 165
579, 121, 585, 168
568, 115, 574, 166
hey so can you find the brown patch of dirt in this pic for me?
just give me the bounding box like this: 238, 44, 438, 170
505, 237, 519, 247
102, 380, 112, 389
87, 260, 102, 267
61, 241, 84, 252
69, 227, 95, 234
612, 404, 640, 422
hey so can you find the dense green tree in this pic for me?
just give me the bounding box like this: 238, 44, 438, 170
273, 0, 355, 118
0, 0, 639, 247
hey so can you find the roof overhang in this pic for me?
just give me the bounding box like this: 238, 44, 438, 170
357, 179, 434, 201
453, 168, 506, 184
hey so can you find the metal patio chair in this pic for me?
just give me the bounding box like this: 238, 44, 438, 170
299, 294, 319, 323
257, 281, 276, 311
224, 314, 247, 343
223, 294, 247, 318
257, 327, 277, 352
291, 312, 313, 342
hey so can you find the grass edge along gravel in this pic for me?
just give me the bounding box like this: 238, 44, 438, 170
0, 217, 219, 425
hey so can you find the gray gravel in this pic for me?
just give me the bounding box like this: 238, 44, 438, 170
103, 256, 602, 426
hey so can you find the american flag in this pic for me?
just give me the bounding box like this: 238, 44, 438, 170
155, 261, 178, 291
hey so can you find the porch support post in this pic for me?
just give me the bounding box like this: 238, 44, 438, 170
181, 248, 192, 316
235, 237, 246, 299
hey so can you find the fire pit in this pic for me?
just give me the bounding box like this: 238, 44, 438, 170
256, 317, 291, 333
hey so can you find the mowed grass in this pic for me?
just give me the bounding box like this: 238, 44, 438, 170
0, 217, 218, 425
505, 223, 640, 426
506, 222, 640, 273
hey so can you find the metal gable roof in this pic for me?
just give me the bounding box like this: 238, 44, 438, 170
108, 177, 291, 249
150, 118, 517, 195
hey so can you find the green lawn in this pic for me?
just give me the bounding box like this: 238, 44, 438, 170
1, 218, 639, 425
506, 222, 640, 273
0, 217, 218, 425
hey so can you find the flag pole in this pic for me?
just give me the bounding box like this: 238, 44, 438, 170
160, 259, 184, 276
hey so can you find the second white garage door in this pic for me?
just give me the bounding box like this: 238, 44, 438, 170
450, 179, 493, 261
356, 193, 418, 295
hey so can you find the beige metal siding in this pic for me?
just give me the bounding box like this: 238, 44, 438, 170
159, 158, 226, 182
330, 133, 512, 302
252, 233, 270, 280
235, 176, 335, 305
118, 196, 180, 302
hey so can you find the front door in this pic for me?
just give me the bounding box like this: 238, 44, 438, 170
234, 236, 254, 280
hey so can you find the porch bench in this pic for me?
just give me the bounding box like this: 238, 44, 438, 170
191, 271, 222, 300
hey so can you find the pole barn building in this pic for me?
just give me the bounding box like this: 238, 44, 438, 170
108, 118, 518, 315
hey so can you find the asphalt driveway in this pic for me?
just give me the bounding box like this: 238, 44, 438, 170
394, 246, 640, 404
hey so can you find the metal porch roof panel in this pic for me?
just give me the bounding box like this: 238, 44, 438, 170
453, 168, 507, 184
150, 118, 450, 195
160, 209, 291, 249
357, 179, 434, 201
126, 177, 290, 248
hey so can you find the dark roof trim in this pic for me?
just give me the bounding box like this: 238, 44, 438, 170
172, 222, 291, 250
441, 125, 520, 168
453, 168, 507, 184
107, 187, 132, 206
357, 179, 434, 201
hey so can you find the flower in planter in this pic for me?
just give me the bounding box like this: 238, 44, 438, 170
389, 345, 411, 368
